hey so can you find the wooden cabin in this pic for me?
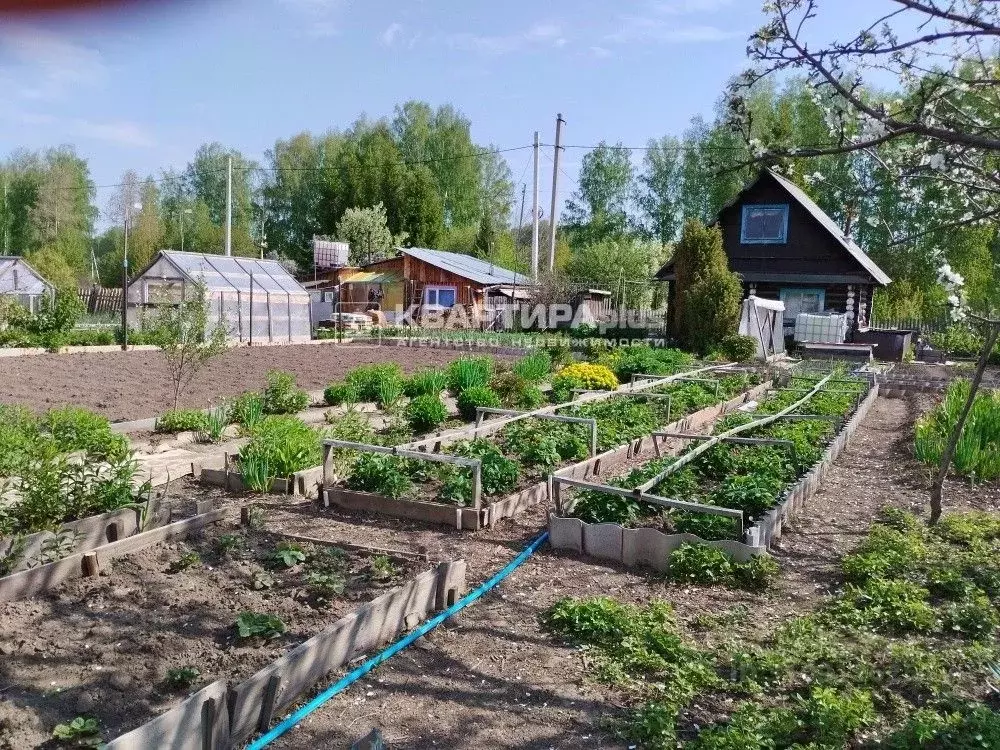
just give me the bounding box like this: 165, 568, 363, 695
657, 168, 891, 339
336, 247, 532, 326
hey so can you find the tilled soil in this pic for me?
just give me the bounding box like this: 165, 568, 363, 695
0, 343, 477, 422
3, 393, 995, 749
0, 515, 423, 749
258, 393, 998, 749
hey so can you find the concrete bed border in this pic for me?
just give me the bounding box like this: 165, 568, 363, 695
0, 503, 223, 602
548, 382, 879, 569
104, 560, 467, 750
0, 498, 166, 576
320, 381, 773, 532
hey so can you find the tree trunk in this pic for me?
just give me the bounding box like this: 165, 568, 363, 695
929, 323, 999, 524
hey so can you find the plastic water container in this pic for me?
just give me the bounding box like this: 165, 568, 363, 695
794, 313, 849, 344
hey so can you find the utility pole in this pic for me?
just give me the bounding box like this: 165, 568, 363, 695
548, 114, 565, 272
531, 131, 540, 280
121, 210, 130, 351
2, 178, 8, 255
515, 184, 526, 253
224, 155, 232, 256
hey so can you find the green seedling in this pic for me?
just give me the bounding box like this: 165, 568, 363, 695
369, 554, 398, 582
305, 570, 347, 605
215, 533, 246, 556
165, 666, 201, 690
235, 612, 286, 639
269, 541, 306, 568
168, 550, 202, 573
52, 716, 102, 746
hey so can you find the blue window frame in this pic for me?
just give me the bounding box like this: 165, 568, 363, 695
741, 204, 789, 244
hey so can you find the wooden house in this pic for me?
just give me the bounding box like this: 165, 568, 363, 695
656, 169, 890, 338
336, 247, 532, 325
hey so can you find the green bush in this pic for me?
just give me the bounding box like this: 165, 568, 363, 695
404, 395, 448, 433
490, 371, 543, 410
155, 409, 209, 433
230, 391, 265, 431
345, 363, 404, 401
914, 380, 1000, 481
404, 369, 448, 397
595, 345, 692, 382
718, 334, 758, 363
374, 373, 405, 410
731, 554, 781, 590
445, 439, 519, 497
40, 406, 128, 460
883, 704, 1000, 749
447, 356, 493, 395
512, 352, 551, 383
456, 385, 501, 421
239, 416, 321, 486
667, 543, 733, 584
261, 371, 310, 414
346, 453, 412, 498
323, 381, 359, 406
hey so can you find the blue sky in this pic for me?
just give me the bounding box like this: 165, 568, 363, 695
0, 0, 880, 218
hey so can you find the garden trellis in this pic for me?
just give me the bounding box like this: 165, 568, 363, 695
127, 250, 312, 344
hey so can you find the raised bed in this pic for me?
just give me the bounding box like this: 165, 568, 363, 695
103, 560, 466, 750
322, 380, 773, 531
548, 379, 877, 570
0, 497, 167, 576
0, 501, 218, 601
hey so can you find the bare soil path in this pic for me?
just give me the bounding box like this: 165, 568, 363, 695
0, 343, 476, 422
262, 393, 998, 750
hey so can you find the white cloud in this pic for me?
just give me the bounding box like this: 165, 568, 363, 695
651, 0, 734, 14
0, 25, 107, 100
277, 0, 343, 38
608, 0, 740, 44
381, 22, 403, 47
448, 22, 567, 55
72, 119, 155, 148
589, 45, 612, 58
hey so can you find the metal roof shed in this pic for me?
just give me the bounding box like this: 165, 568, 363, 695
0, 256, 53, 314
128, 250, 312, 344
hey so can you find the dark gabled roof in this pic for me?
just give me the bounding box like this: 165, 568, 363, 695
765, 169, 890, 285
656, 169, 891, 286
400, 247, 532, 287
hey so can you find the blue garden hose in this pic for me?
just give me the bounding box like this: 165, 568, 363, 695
246, 530, 550, 749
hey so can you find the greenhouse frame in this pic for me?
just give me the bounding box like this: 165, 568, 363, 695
0, 256, 53, 313
127, 250, 312, 344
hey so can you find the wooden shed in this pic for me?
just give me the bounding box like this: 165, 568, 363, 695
337, 247, 532, 324
657, 169, 891, 339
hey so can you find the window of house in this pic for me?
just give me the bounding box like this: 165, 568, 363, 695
741, 204, 789, 244
424, 286, 457, 308
779, 287, 825, 323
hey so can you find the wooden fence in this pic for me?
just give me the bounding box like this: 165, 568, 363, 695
78, 286, 123, 314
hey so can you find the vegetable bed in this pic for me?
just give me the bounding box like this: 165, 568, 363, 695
0, 512, 425, 749
559, 374, 870, 543
323, 371, 764, 529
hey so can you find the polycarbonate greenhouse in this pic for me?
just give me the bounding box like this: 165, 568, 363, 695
127, 250, 312, 344
0, 256, 53, 313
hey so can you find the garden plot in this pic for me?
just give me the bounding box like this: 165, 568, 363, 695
550, 371, 873, 571
0, 507, 435, 749
321, 367, 765, 530
0, 404, 169, 576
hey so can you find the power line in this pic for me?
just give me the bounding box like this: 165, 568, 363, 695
31, 145, 537, 193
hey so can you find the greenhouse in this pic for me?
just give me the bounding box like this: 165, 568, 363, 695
0, 256, 53, 313
127, 250, 312, 344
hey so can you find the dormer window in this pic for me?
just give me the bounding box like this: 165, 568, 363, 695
741, 204, 789, 244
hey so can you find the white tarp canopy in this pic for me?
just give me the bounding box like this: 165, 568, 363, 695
739, 295, 786, 360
